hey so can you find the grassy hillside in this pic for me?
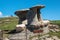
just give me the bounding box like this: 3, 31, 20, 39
0, 17, 60, 30
0, 17, 18, 30
50, 20, 60, 26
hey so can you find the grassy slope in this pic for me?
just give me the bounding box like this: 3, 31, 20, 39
0, 17, 60, 30
48, 31, 60, 38
50, 20, 60, 26
0, 17, 18, 30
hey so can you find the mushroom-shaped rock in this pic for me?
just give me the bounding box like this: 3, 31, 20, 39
26, 5, 45, 32
15, 9, 29, 24
27, 5, 45, 25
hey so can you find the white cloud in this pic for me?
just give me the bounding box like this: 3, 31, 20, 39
0, 11, 11, 18
0, 11, 3, 16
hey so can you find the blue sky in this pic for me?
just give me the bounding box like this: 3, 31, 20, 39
0, 0, 60, 20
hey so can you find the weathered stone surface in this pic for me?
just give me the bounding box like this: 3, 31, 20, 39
8, 29, 38, 40
43, 26, 49, 34
16, 24, 25, 32
52, 36, 60, 40
3, 38, 9, 40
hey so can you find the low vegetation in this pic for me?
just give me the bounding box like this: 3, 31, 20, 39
0, 17, 18, 30
48, 31, 60, 38
50, 20, 60, 26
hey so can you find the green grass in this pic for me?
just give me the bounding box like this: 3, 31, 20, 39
50, 20, 60, 26
48, 31, 60, 38
0, 17, 18, 30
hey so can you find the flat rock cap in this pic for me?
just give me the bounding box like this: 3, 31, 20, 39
30, 5, 45, 9
15, 9, 29, 15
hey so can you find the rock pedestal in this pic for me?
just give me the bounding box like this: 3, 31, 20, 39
15, 5, 49, 34
26, 5, 46, 33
